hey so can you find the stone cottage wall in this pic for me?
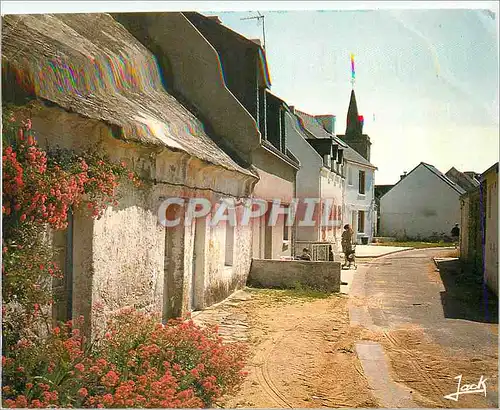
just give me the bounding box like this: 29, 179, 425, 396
14, 102, 255, 336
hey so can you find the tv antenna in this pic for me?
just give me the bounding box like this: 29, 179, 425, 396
240, 11, 266, 50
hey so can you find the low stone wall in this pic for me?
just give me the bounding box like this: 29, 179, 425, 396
248, 259, 341, 293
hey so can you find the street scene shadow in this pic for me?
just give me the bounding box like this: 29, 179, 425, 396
436, 259, 498, 324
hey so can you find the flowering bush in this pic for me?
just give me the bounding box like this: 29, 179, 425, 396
2, 310, 247, 408
2, 113, 141, 335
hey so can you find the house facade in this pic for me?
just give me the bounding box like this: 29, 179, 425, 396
288, 109, 345, 254
343, 156, 377, 243
459, 186, 482, 271
176, 12, 300, 260
374, 184, 394, 236
460, 163, 498, 296
380, 162, 465, 240
2, 13, 261, 336
483, 163, 498, 295
337, 90, 377, 243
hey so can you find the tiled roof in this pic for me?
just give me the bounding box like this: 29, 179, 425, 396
295, 110, 347, 146
2, 13, 256, 178
294, 110, 376, 169
341, 142, 377, 169
380, 162, 466, 200
421, 163, 466, 195
445, 167, 480, 192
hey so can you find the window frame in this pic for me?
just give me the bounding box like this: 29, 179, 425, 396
357, 210, 365, 233
358, 170, 366, 195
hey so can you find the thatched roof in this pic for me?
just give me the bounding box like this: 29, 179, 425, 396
2, 13, 256, 177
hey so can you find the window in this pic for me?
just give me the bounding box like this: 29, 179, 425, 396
358, 170, 366, 194
258, 88, 267, 139
357, 211, 365, 233
348, 167, 353, 185
280, 109, 286, 154
282, 205, 290, 241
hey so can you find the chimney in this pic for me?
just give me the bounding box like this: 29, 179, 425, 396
314, 114, 336, 134
207, 15, 222, 24
400, 171, 407, 180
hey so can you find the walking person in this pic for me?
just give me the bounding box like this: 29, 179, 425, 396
341, 224, 355, 269
451, 223, 460, 249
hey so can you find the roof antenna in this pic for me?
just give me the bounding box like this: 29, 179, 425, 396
240, 11, 266, 50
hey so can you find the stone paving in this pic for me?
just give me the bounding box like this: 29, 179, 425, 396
355, 341, 417, 407
191, 290, 252, 343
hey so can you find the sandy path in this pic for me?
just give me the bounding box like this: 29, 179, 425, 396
195, 290, 378, 408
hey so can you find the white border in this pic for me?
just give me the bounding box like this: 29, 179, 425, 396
1, 1, 499, 15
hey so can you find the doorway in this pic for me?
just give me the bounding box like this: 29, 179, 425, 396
163, 202, 185, 321
191, 217, 206, 311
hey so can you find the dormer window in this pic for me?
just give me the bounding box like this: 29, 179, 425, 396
323, 154, 331, 169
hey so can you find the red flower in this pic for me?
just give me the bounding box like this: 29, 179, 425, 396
102, 393, 114, 406
78, 387, 88, 397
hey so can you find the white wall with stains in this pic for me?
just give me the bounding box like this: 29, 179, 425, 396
16, 102, 256, 336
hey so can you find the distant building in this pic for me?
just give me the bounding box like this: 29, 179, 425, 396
446, 167, 480, 192
337, 90, 377, 243
374, 184, 394, 235
460, 163, 498, 295
380, 162, 466, 240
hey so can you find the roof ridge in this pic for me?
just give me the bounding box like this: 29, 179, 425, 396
420, 163, 466, 195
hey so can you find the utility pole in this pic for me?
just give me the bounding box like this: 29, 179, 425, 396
240, 12, 266, 50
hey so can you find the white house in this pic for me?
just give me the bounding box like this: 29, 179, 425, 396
380, 162, 466, 240
287, 109, 346, 254
337, 89, 377, 244
342, 148, 377, 243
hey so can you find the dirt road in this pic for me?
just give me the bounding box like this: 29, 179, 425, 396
351, 248, 498, 408
193, 248, 498, 408
211, 290, 379, 408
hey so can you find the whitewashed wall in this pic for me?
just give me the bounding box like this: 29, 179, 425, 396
22, 103, 255, 336
320, 171, 344, 250
343, 162, 376, 243
380, 164, 461, 239
285, 112, 321, 243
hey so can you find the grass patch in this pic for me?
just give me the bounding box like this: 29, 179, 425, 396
245, 283, 331, 302
374, 241, 453, 249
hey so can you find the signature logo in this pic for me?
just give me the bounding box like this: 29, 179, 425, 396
444, 374, 487, 401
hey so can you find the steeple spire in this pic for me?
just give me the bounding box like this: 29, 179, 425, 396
346, 89, 362, 135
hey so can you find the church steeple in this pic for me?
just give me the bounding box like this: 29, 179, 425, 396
339, 88, 371, 161
346, 89, 363, 135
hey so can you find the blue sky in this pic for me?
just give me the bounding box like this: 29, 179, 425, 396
206, 8, 499, 184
